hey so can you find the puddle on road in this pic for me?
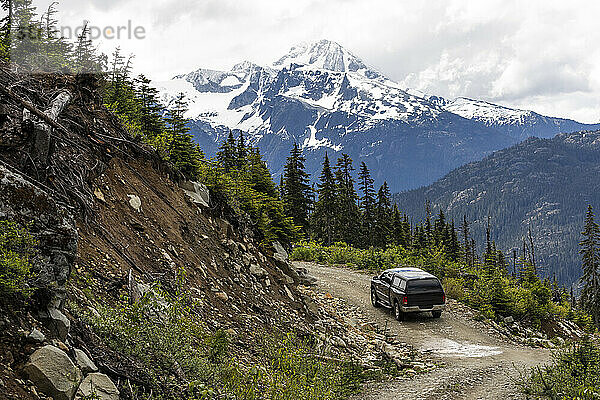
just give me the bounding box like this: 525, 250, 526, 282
421, 338, 503, 358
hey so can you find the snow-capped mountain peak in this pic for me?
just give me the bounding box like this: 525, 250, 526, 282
272, 39, 381, 79
156, 39, 600, 192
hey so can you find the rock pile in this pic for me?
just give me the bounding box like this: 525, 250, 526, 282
298, 286, 436, 374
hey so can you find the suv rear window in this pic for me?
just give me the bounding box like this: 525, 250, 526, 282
407, 279, 442, 293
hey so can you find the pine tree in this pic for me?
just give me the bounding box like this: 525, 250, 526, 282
312, 153, 337, 245
461, 215, 472, 268
358, 162, 376, 247
447, 220, 461, 261
237, 131, 248, 168
216, 131, 238, 173
579, 205, 600, 327
0, 0, 13, 61
374, 182, 392, 247
333, 154, 360, 244
282, 143, 312, 234
165, 93, 202, 179
425, 200, 432, 249
433, 209, 448, 248
134, 74, 166, 138
10, 0, 41, 69
248, 147, 277, 197
38, 2, 71, 70
392, 205, 408, 247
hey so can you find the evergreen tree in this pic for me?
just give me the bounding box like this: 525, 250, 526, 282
424, 200, 432, 249
165, 93, 202, 179
134, 74, 166, 138
282, 143, 312, 234
216, 130, 238, 173
333, 154, 360, 244
374, 182, 392, 247
447, 220, 461, 261
358, 162, 376, 247
392, 205, 408, 247
433, 209, 448, 248
73, 23, 101, 73
0, 0, 13, 61
10, 0, 41, 69
414, 224, 427, 250
248, 147, 277, 197
579, 205, 600, 327
461, 215, 472, 268
312, 153, 337, 245
237, 131, 248, 168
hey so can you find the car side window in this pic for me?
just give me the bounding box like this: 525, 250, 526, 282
392, 276, 401, 288
399, 279, 407, 291
381, 272, 392, 284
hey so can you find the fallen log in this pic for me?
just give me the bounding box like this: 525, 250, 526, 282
0, 84, 71, 136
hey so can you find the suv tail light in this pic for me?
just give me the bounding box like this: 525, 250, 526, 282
442, 294, 446, 303
402, 296, 408, 305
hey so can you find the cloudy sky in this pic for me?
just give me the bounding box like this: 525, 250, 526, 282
35, 0, 600, 123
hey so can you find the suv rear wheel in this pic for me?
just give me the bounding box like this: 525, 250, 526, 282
432, 310, 442, 318
394, 301, 404, 321
371, 288, 380, 308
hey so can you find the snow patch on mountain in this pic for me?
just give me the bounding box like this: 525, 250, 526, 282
444, 97, 532, 126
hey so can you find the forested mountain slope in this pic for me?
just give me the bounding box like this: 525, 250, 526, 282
158, 40, 600, 192
394, 131, 600, 285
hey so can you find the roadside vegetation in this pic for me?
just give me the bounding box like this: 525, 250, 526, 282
520, 337, 600, 399
82, 274, 366, 400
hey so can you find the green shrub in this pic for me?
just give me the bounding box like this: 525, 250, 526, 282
521, 337, 600, 399
443, 277, 465, 301
0, 220, 36, 297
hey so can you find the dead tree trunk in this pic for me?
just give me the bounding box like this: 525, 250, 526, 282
22, 90, 71, 171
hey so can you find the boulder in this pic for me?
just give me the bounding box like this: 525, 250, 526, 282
75, 373, 119, 400
503, 316, 514, 324
216, 291, 229, 301
272, 241, 288, 262
27, 328, 46, 343
180, 181, 210, 207
74, 349, 98, 373
249, 264, 268, 278
47, 307, 70, 341
24, 345, 82, 400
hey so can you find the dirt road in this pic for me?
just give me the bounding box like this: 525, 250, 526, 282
296, 262, 551, 400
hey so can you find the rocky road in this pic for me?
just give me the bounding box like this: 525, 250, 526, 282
295, 262, 551, 400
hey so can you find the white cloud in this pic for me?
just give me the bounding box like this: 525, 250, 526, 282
32, 0, 600, 123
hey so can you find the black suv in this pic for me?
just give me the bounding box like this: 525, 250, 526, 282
371, 267, 445, 320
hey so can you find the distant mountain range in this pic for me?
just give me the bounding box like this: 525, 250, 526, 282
393, 130, 600, 285
157, 39, 600, 192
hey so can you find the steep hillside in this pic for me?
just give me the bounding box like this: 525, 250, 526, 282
393, 131, 600, 285
158, 39, 599, 192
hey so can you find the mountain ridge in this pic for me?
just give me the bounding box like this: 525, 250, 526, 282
157, 39, 600, 192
